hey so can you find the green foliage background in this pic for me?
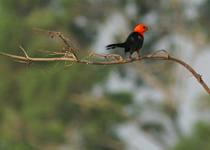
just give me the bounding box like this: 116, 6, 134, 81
0, 1, 129, 149
0, 0, 210, 150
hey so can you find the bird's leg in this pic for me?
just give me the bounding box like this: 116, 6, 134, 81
138, 53, 141, 61
129, 52, 133, 63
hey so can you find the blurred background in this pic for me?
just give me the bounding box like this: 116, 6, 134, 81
0, 0, 210, 150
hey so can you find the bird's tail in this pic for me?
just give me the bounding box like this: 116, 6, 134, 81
106, 43, 125, 50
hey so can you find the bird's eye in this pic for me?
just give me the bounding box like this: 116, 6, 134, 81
143, 26, 146, 29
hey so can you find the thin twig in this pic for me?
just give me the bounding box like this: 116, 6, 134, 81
19, 46, 29, 58
34, 28, 78, 61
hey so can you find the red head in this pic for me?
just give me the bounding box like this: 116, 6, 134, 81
134, 24, 150, 38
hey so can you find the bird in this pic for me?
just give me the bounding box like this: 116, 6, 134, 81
106, 24, 150, 59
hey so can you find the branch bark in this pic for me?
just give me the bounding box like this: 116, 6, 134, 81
0, 49, 209, 95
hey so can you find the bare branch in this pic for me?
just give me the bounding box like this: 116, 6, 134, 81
0, 29, 209, 94
0, 49, 209, 94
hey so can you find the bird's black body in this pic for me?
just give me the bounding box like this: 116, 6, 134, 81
106, 32, 144, 58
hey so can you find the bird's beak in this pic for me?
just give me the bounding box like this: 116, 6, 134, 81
146, 27, 151, 30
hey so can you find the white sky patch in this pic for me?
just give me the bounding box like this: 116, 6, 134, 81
134, 87, 163, 104
91, 12, 129, 53
92, 84, 103, 98
105, 71, 136, 92
184, 6, 198, 20
183, 0, 204, 5
117, 123, 163, 150
189, 49, 210, 97
125, 1, 137, 18
183, 0, 204, 20
74, 16, 88, 28
152, 34, 174, 51
141, 11, 159, 25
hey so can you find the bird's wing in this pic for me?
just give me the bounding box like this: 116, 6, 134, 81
130, 34, 143, 54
